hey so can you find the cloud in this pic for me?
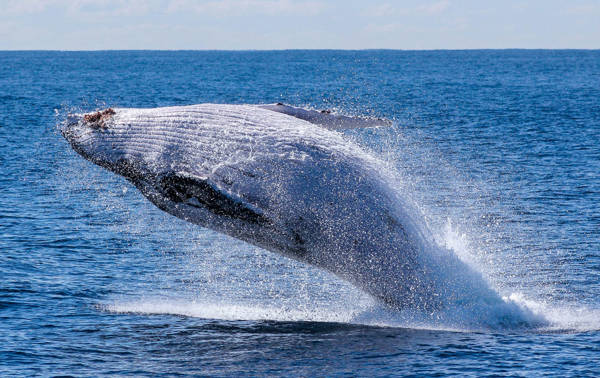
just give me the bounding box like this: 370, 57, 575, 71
166, 0, 326, 16
366, 3, 402, 17
365, 0, 450, 19
70, 0, 154, 16
4, 0, 50, 15
2, 0, 155, 17
417, 0, 450, 14
566, 3, 600, 14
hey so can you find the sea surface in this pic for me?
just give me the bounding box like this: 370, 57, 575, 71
1, 50, 599, 376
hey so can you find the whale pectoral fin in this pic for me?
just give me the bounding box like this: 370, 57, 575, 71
258, 103, 392, 130
159, 173, 269, 225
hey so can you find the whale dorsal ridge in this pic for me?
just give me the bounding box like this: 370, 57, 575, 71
258, 103, 392, 130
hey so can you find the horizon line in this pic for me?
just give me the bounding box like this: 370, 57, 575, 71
1, 48, 599, 52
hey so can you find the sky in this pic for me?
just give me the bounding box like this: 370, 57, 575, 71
1, 0, 599, 50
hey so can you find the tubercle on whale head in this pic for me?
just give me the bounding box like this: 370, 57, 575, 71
62, 108, 117, 138
82, 108, 116, 129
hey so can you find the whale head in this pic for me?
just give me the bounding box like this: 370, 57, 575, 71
62, 108, 148, 181
62, 106, 334, 261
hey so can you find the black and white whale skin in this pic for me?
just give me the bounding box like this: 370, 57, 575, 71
62, 103, 498, 312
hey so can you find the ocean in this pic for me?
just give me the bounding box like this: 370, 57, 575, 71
1, 50, 599, 376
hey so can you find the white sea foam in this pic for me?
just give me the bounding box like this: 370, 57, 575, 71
102, 291, 556, 332
506, 293, 600, 332
102, 292, 600, 333
104, 299, 362, 324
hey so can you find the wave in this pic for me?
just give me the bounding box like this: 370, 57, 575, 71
102, 294, 585, 333
102, 295, 600, 333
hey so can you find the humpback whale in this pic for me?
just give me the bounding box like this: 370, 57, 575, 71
61, 103, 511, 314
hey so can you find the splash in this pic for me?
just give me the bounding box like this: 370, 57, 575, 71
506, 294, 600, 332
345, 120, 600, 333
102, 294, 546, 332
61, 104, 585, 332
103, 299, 362, 324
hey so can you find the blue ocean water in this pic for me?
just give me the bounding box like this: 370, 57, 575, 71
1, 50, 599, 376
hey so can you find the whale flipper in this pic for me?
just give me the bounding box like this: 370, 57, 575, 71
258, 103, 392, 130
158, 173, 268, 225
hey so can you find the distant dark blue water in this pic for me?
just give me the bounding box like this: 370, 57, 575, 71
1, 50, 599, 376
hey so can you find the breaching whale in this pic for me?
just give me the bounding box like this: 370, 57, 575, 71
61, 103, 510, 313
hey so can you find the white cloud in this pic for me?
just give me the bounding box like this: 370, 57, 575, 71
417, 0, 450, 14
65, 0, 154, 17
365, 0, 450, 19
166, 0, 326, 16
566, 3, 600, 14
1, 0, 155, 17
3, 0, 50, 15
366, 3, 401, 17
